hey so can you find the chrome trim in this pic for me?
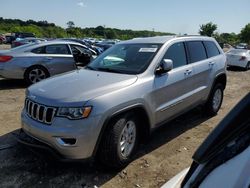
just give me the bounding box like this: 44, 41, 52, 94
160, 100, 184, 112
25, 98, 56, 125
36, 105, 40, 120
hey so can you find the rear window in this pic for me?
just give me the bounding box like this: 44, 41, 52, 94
204, 41, 220, 58
187, 41, 207, 63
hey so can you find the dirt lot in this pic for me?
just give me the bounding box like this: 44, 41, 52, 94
0, 44, 249, 187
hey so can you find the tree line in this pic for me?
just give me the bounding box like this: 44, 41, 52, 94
0, 17, 173, 40
0, 17, 249, 44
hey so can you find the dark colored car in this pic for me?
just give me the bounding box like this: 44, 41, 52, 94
14, 32, 35, 39
162, 92, 250, 188
5, 35, 15, 44
95, 40, 116, 50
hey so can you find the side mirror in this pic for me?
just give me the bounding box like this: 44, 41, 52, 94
155, 59, 173, 75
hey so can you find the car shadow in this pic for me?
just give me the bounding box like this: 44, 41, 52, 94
0, 107, 210, 187
0, 79, 28, 90
227, 66, 247, 72
135, 107, 209, 157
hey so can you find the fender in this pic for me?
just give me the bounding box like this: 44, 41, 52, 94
92, 103, 151, 157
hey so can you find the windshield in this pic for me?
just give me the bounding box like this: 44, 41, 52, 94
86, 43, 162, 74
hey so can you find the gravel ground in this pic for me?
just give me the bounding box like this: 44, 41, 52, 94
0, 44, 249, 188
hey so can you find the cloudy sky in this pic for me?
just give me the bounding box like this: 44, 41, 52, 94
1, 0, 250, 34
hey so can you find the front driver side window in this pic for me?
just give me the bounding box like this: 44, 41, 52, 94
163, 42, 187, 68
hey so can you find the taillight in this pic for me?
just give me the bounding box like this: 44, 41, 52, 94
0, 56, 13, 62
239, 56, 246, 61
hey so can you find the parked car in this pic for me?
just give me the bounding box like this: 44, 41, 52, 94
0, 35, 6, 44
235, 43, 248, 49
59, 38, 101, 55
5, 35, 15, 44
0, 41, 92, 84
226, 49, 250, 70
5, 32, 36, 44
11, 37, 47, 48
13, 32, 35, 39
95, 40, 116, 50
162, 92, 250, 188
17, 36, 226, 168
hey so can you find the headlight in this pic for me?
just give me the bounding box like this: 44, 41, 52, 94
57, 106, 92, 120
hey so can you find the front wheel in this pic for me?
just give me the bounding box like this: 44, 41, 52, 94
205, 83, 224, 116
98, 113, 138, 169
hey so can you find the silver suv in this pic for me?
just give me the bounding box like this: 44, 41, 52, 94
20, 36, 227, 168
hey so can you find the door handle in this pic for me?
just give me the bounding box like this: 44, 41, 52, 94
209, 62, 215, 66
184, 69, 192, 75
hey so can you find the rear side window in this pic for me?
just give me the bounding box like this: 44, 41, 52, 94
204, 41, 220, 58
45, 44, 70, 54
31, 46, 45, 54
187, 41, 207, 63
163, 42, 187, 68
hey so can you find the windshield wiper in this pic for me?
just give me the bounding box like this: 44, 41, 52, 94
85, 65, 97, 71
96, 67, 124, 73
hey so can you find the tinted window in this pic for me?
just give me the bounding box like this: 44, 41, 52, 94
45, 44, 70, 54
70, 45, 90, 55
204, 41, 220, 58
187, 41, 207, 63
163, 42, 187, 68
31, 46, 45, 54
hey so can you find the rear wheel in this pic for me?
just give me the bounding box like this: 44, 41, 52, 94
24, 66, 49, 85
205, 83, 224, 116
98, 113, 138, 169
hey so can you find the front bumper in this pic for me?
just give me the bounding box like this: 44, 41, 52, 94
21, 110, 103, 160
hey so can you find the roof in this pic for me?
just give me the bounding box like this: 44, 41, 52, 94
123, 36, 176, 44
120, 35, 214, 44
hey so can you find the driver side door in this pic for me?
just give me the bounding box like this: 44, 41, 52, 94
152, 42, 195, 125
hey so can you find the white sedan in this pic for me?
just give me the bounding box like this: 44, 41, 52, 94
226, 49, 250, 70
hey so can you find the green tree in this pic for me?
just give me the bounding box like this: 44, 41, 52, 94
105, 29, 117, 39
240, 23, 250, 44
66, 21, 75, 29
199, 22, 217, 37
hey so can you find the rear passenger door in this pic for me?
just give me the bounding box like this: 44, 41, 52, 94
153, 42, 195, 124
32, 44, 76, 75
44, 44, 76, 74
186, 41, 220, 103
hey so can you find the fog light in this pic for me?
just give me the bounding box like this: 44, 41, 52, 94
56, 138, 76, 146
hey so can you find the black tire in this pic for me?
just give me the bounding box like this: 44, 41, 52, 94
245, 62, 250, 71
98, 113, 138, 169
205, 83, 224, 116
24, 66, 49, 85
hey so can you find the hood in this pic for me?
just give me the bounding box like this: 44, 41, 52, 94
27, 69, 138, 106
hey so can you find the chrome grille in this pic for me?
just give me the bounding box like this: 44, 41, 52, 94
25, 98, 57, 124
